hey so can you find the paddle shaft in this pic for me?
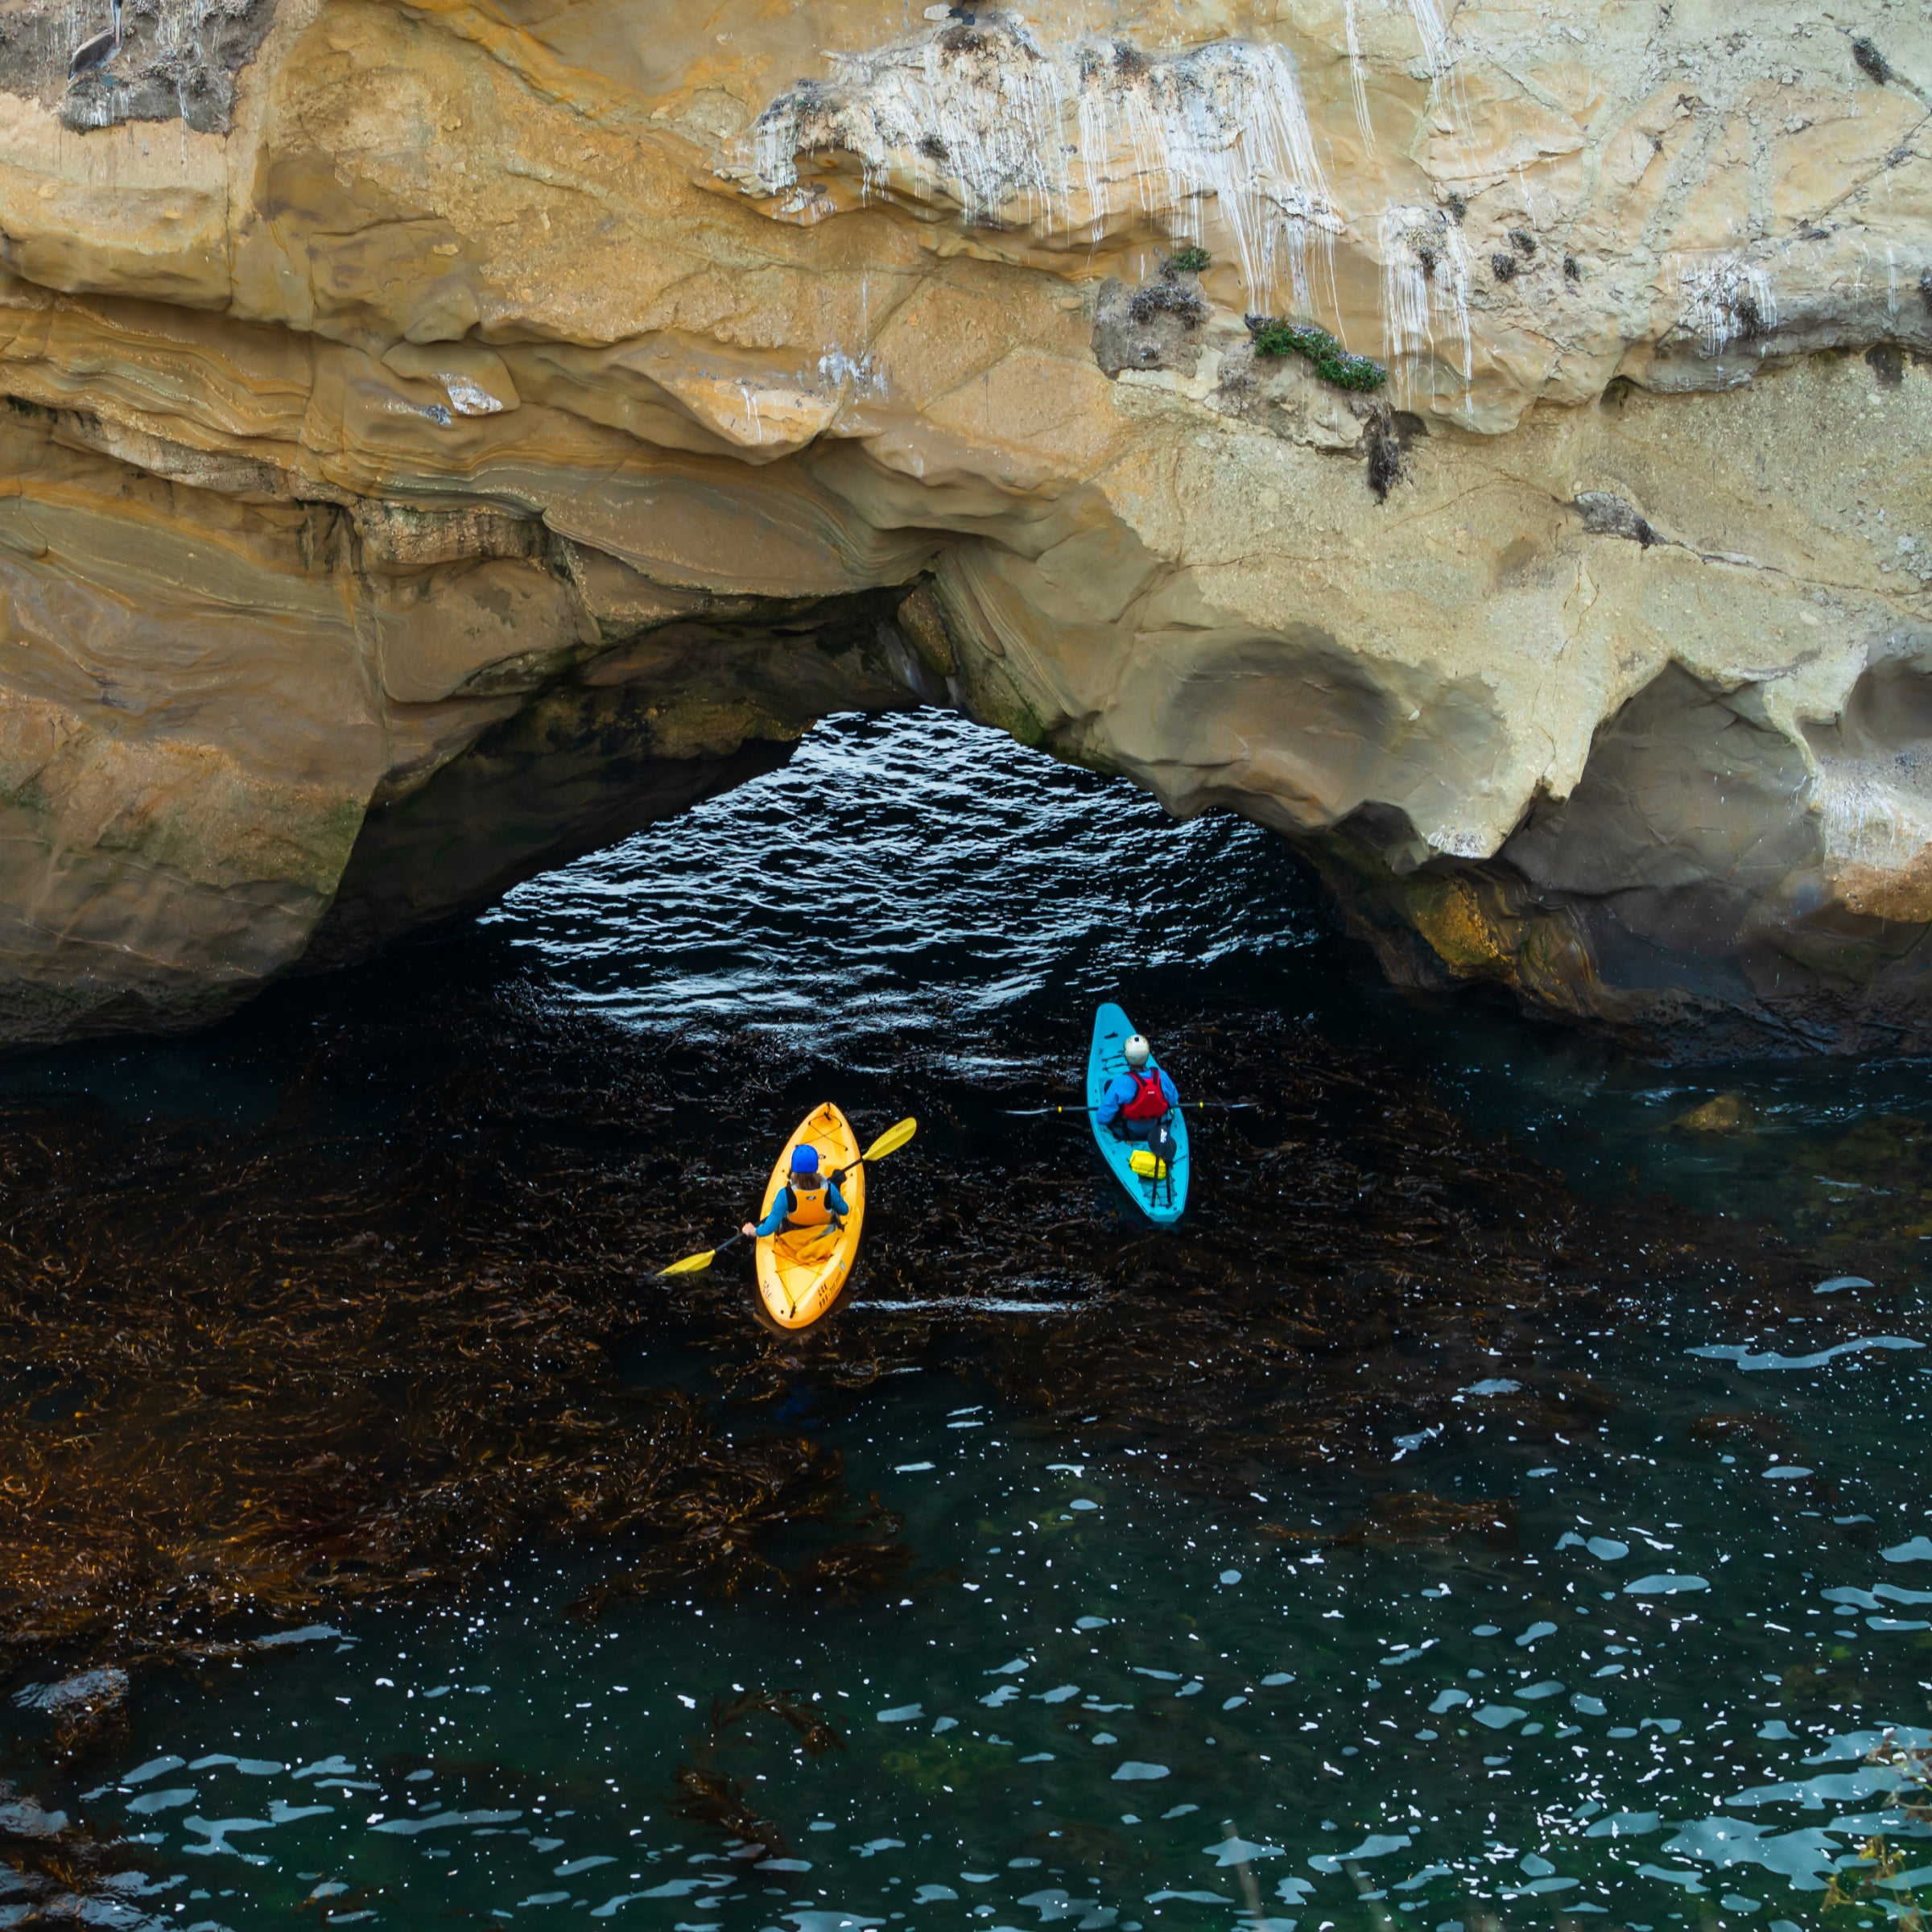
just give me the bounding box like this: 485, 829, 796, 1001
829, 1113, 919, 1183
1004, 1101, 1257, 1116
662, 1116, 917, 1272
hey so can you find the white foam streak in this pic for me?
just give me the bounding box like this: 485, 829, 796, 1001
850, 1298, 1084, 1315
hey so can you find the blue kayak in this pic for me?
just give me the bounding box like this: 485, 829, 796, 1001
1087, 1001, 1189, 1224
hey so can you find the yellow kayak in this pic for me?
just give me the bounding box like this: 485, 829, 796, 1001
753, 1102, 864, 1332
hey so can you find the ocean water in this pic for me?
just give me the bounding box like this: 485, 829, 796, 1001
6, 709, 1932, 1932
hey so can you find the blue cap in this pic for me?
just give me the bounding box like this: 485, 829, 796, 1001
790, 1145, 820, 1175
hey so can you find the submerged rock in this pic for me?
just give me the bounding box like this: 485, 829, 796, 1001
0, 0, 1922, 1052
10, 1666, 129, 1713
1668, 1093, 1758, 1137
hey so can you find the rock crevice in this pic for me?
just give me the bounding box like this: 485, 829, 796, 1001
0, 0, 1920, 1053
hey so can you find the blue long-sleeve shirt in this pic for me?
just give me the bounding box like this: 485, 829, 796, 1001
1096, 1063, 1180, 1129
753, 1177, 851, 1237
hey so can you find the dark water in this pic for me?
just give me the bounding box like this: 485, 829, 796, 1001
6, 709, 1932, 1932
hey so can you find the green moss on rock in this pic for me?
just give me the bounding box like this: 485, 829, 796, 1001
1247, 316, 1387, 393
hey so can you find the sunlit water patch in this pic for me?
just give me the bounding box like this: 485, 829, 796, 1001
482, 711, 1322, 1041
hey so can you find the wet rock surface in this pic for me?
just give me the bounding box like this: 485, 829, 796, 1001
0, 1, 1923, 1051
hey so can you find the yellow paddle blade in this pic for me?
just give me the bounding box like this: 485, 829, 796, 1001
860, 1116, 919, 1162
657, 1249, 719, 1277
1128, 1150, 1170, 1180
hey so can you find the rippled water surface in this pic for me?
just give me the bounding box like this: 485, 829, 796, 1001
8, 710, 1932, 1932
484, 710, 1319, 1038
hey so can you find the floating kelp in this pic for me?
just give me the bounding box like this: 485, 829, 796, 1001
0, 989, 1812, 1695
1688, 1409, 1799, 1453
670, 1688, 848, 1859
708, 1686, 846, 1759
0, 994, 912, 1711
1776, 1115, 1932, 1282
578, 1474, 910, 1614
1264, 1490, 1517, 1549
672, 1764, 790, 1859
700, 1013, 1809, 1490
0, 968, 1835, 1906
0, 1777, 151, 1919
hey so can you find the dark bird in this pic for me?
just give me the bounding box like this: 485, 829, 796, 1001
68, 0, 123, 78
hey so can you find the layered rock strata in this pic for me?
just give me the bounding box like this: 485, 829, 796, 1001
0, 0, 1925, 1051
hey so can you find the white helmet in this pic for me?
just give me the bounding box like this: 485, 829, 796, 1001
1124, 1034, 1151, 1067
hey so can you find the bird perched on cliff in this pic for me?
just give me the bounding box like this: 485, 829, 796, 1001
69, 0, 124, 78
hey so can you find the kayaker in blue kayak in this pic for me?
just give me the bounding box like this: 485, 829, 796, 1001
741, 1143, 852, 1240
1096, 1034, 1180, 1162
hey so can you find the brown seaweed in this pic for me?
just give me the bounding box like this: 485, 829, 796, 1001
669, 1685, 848, 1856
0, 1001, 914, 1692
708, 1687, 846, 1758
1265, 1489, 1517, 1549
1689, 1409, 1798, 1451
0, 1777, 150, 1919
671, 1765, 789, 1859
0, 982, 1828, 1907
700, 1013, 1809, 1490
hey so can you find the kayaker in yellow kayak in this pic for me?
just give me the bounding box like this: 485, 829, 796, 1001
741, 1143, 852, 1241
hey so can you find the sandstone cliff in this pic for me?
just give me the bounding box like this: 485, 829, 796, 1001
0, 0, 1924, 1053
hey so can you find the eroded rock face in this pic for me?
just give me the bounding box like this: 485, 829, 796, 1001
0, 0, 1924, 1051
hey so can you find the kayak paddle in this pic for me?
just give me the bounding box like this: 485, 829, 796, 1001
655, 1117, 919, 1276
830, 1113, 919, 1180
1003, 1101, 1258, 1116
658, 1231, 746, 1277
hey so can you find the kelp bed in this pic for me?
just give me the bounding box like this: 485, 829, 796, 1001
0, 996, 930, 1678
701, 1008, 1822, 1482
0, 968, 1830, 1904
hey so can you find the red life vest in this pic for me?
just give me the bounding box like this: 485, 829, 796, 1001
1120, 1067, 1170, 1123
